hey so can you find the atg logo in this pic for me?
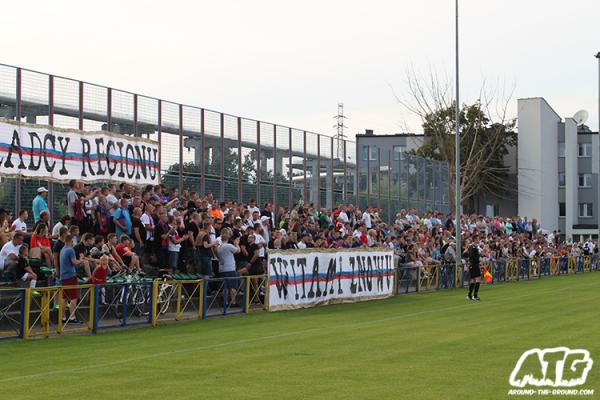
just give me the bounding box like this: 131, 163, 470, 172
509, 347, 593, 387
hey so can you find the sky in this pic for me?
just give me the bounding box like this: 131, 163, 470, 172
2, 0, 599, 139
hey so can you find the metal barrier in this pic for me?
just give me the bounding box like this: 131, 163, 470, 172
2, 257, 599, 341
245, 275, 268, 313
0, 289, 24, 340
152, 280, 203, 326
417, 265, 439, 291
23, 285, 95, 339
95, 282, 153, 331
396, 266, 418, 294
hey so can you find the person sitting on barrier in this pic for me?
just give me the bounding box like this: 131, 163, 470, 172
16, 246, 38, 290
59, 235, 83, 324
90, 235, 119, 274
30, 223, 54, 269
0, 231, 24, 279
115, 235, 142, 274
105, 233, 127, 273
217, 228, 240, 306
73, 233, 94, 280
90, 255, 109, 285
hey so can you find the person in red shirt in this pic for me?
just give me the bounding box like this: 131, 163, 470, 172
90, 255, 109, 284
115, 235, 142, 273
30, 223, 53, 268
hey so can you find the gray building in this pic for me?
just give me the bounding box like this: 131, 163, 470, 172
518, 97, 599, 241
355, 129, 515, 217
356, 97, 600, 242
355, 130, 451, 217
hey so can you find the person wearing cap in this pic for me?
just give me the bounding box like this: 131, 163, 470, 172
32, 187, 49, 223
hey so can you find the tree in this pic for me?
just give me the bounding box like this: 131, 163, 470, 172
162, 147, 289, 192
394, 69, 517, 213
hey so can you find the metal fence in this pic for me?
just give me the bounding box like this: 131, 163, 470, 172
1, 255, 597, 341
0, 63, 449, 225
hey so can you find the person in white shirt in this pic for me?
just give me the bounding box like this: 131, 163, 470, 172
247, 198, 260, 216
52, 215, 72, 240
11, 210, 28, 237
338, 209, 349, 224
140, 204, 155, 242
0, 232, 24, 273
362, 207, 372, 229
247, 211, 261, 230
106, 184, 119, 217
217, 229, 240, 304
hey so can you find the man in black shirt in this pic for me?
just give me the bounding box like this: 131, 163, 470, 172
467, 244, 482, 301
73, 232, 94, 279
53, 226, 69, 276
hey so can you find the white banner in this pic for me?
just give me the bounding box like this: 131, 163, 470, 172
267, 248, 395, 311
0, 119, 159, 185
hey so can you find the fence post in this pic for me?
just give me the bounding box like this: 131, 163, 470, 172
151, 280, 158, 327
198, 280, 204, 320
223, 278, 228, 315
264, 274, 269, 311
202, 280, 208, 320
244, 276, 250, 313
122, 284, 128, 327
22, 289, 30, 340
88, 285, 95, 332
92, 285, 99, 333
57, 289, 63, 334
176, 282, 182, 321
417, 267, 421, 292
393, 267, 398, 295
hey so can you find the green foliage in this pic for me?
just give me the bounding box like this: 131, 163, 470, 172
409, 101, 517, 211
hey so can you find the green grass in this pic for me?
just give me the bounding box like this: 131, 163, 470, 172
1, 273, 599, 399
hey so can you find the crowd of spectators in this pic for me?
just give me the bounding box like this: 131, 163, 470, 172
0, 180, 598, 298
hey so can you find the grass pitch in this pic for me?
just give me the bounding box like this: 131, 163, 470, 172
1, 273, 599, 400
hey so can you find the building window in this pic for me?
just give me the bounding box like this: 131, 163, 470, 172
392, 145, 405, 161
558, 142, 565, 157
361, 146, 377, 161
558, 172, 565, 187
578, 173, 592, 188
579, 203, 593, 218
578, 143, 592, 157
559, 202, 566, 217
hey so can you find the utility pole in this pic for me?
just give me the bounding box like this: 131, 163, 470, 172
333, 103, 348, 160
455, 0, 462, 268
595, 52, 600, 239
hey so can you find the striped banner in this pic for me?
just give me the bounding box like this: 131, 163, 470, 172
267, 248, 395, 311
0, 119, 159, 185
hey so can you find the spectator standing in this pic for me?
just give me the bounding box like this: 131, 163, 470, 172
59, 235, 83, 324
217, 229, 240, 305
32, 187, 49, 223
114, 198, 132, 240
